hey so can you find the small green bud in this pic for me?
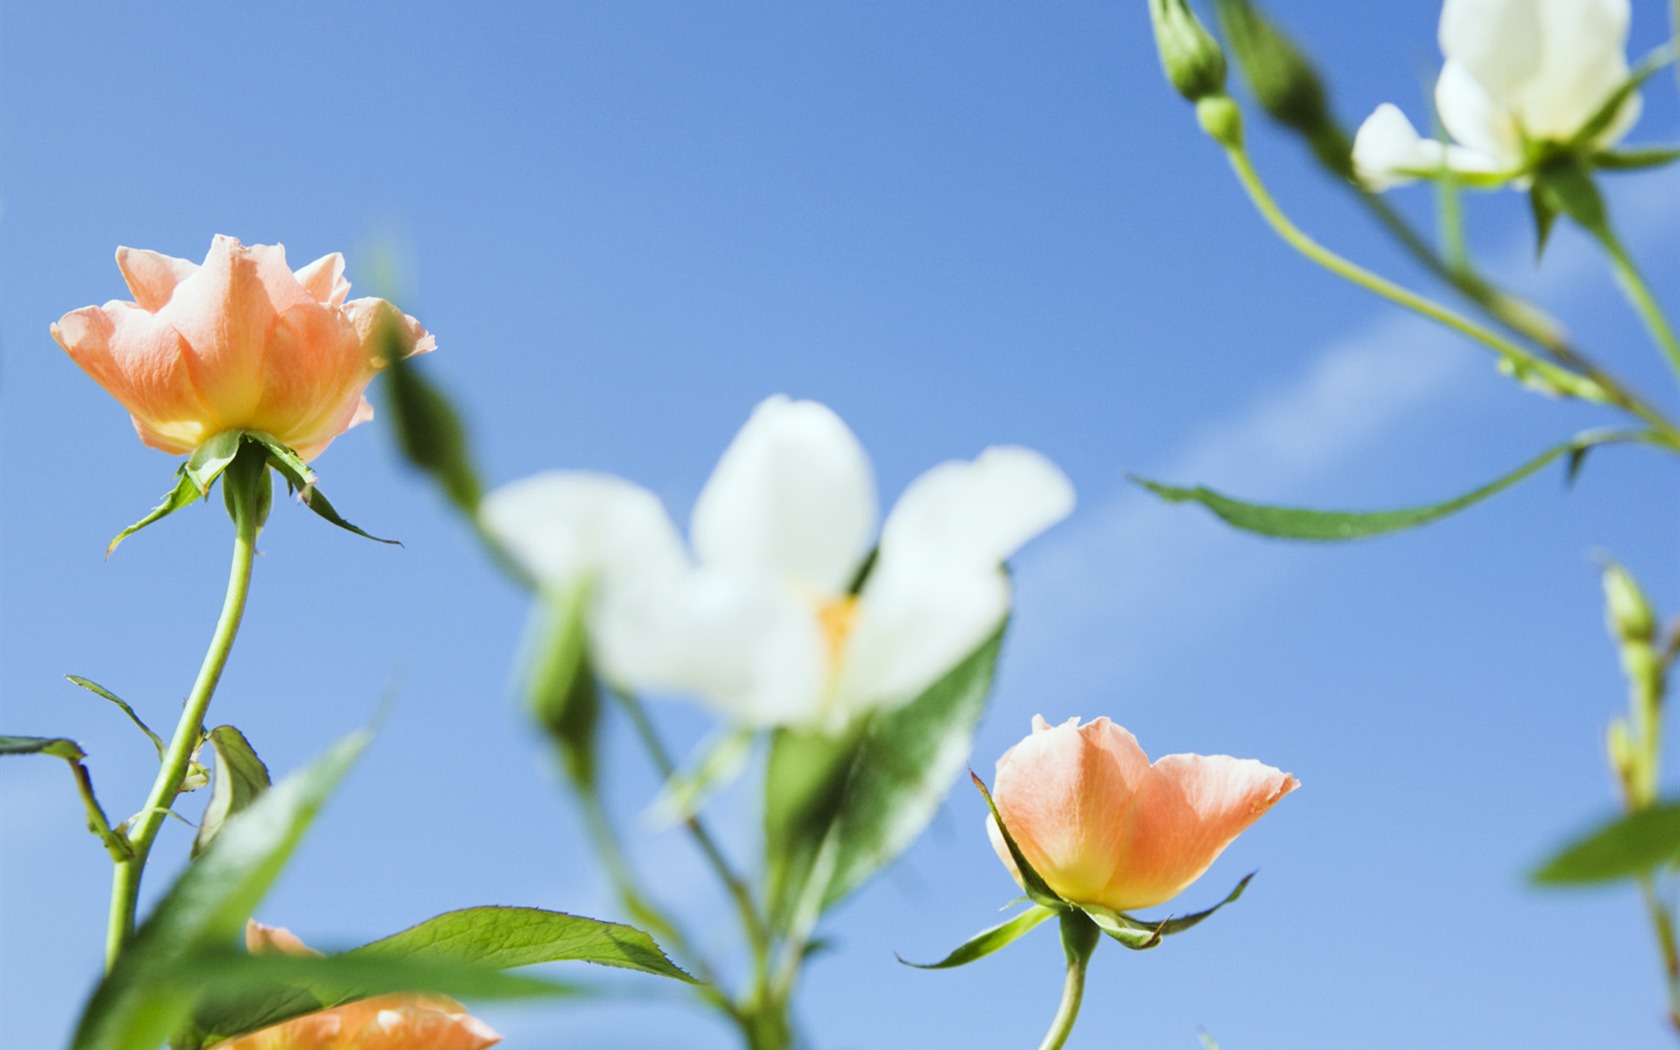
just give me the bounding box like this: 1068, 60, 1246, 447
1149, 0, 1228, 103
1214, 0, 1331, 135
1602, 562, 1657, 645
1196, 95, 1244, 148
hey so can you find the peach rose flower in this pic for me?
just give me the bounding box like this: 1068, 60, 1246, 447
53, 235, 434, 461
212, 923, 500, 1050
988, 716, 1298, 913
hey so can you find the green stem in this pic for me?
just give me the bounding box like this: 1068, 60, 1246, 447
1599, 231, 1680, 389
103, 450, 264, 971
1638, 874, 1680, 1037
1040, 911, 1100, 1050
612, 688, 772, 982
1226, 149, 1595, 394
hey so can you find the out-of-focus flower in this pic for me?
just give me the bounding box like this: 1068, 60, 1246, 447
1352, 0, 1639, 189
482, 395, 1075, 730
987, 716, 1298, 912
213, 922, 501, 1050
53, 235, 434, 461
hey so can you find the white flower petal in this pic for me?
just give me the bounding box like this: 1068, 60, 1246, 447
597, 566, 829, 728
1439, 0, 1543, 107
1519, 0, 1634, 142
1434, 62, 1525, 169
691, 395, 877, 594
836, 559, 1011, 718
877, 445, 1073, 571
481, 471, 687, 597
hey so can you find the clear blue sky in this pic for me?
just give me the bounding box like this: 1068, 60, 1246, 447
3, 2, 1678, 1046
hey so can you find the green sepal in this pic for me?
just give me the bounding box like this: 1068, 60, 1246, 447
525, 584, 601, 790
1, 735, 131, 861
0, 734, 86, 760
1570, 43, 1675, 149
383, 326, 483, 515
1080, 872, 1256, 950
192, 727, 272, 859
106, 431, 245, 556
1533, 802, 1680, 885
896, 904, 1056, 969
246, 432, 398, 545
71, 731, 370, 1050
647, 727, 754, 829
1534, 161, 1610, 242
184, 905, 692, 1047
1592, 146, 1680, 171
66, 676, 166, 758
970, 770, 1064, 910
1130, 430, 1646, 542
763, 624, 1006, 924
1530, 185, 1561, 259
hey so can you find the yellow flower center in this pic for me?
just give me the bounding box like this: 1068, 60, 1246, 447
816, 594, 860, 671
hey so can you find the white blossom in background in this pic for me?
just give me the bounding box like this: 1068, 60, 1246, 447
1352, 0, 1641, 190
483, 395, 1074, 731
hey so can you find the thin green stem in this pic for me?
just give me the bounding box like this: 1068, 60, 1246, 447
1638, 874, 1680, 1037
1229, 144, 1680, 445
1600, 232, 1680, 389
103, 457, 263, 970
1040, 911, 1100, 1050
612, 688, 772, 981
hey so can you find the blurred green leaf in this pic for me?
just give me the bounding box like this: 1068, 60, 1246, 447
1533, 803, 1680, 884
1130, 433, 1640, 542
66, 676, 165, 758
0, 735, 86, 760
896, 905, 1055, 969
383, 326, 483, 515
71, 731, 369, 1050
526, 585, 601, 789
1593, 146, 1680, 171
1571, 43, 1675, 148
764, 625, 1005, 922
192, 727, 272, 859
1536, 162, 1610, 242
188, 906, 690, 1045
647, 727, 754, 829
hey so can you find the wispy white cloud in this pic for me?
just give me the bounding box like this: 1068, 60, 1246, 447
1002, 165, 1679, 701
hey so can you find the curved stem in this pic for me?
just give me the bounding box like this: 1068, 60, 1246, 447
1040, 910, 1100, 1050
104, 452, 264, 969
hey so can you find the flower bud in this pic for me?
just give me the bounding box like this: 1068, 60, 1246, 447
1602, 562, 1657, 646
1148, 0, 1228, 103
1196, 95, 1245, 148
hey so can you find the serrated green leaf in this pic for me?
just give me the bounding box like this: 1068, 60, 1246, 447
193, 727, 272, 859
1533, 803, 1680, 884
186, 905, 690, 1045
897, 905, 1056, 969
763, 625, 1007, 922
1131, 431, 1641, 542
0, 734, 86, 760
71, 731, 369, 1050
1593, 146, 1680, 171
67, 676, 166, 758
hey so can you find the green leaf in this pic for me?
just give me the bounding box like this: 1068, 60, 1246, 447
896, 905, 1056, 969
71, 731, 369, 1050
1592, 146, 1680, 171
526, 584, 601, 789
243, 432, 399, 545
192, 726, 272, 859
1533, 803, 1680, 884
763, 625, 1007, 922
969, 770, 1064, 910
188, 906, 690, 1045
0, 734, 86, 760
66, 676, 166, 758
1131, 432, 1639, 542
383, 329, 483, 515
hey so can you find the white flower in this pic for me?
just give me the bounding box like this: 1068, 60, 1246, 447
1352, 0, 1640, 190
483, 395, 1075, 731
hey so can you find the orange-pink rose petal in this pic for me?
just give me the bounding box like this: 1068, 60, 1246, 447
987, 715, 1298, 913
53, 235, 433, 461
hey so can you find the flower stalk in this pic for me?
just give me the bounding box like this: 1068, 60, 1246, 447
1039, 910, 1100, 1050
103, 441, 268, 969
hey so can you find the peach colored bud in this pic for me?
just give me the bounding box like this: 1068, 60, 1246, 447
53, 235, 434, 461
212, 922, 501, 1050
987, 716, 1298, 913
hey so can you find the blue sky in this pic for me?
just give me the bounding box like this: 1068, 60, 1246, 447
3, 1, 1679, 1047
